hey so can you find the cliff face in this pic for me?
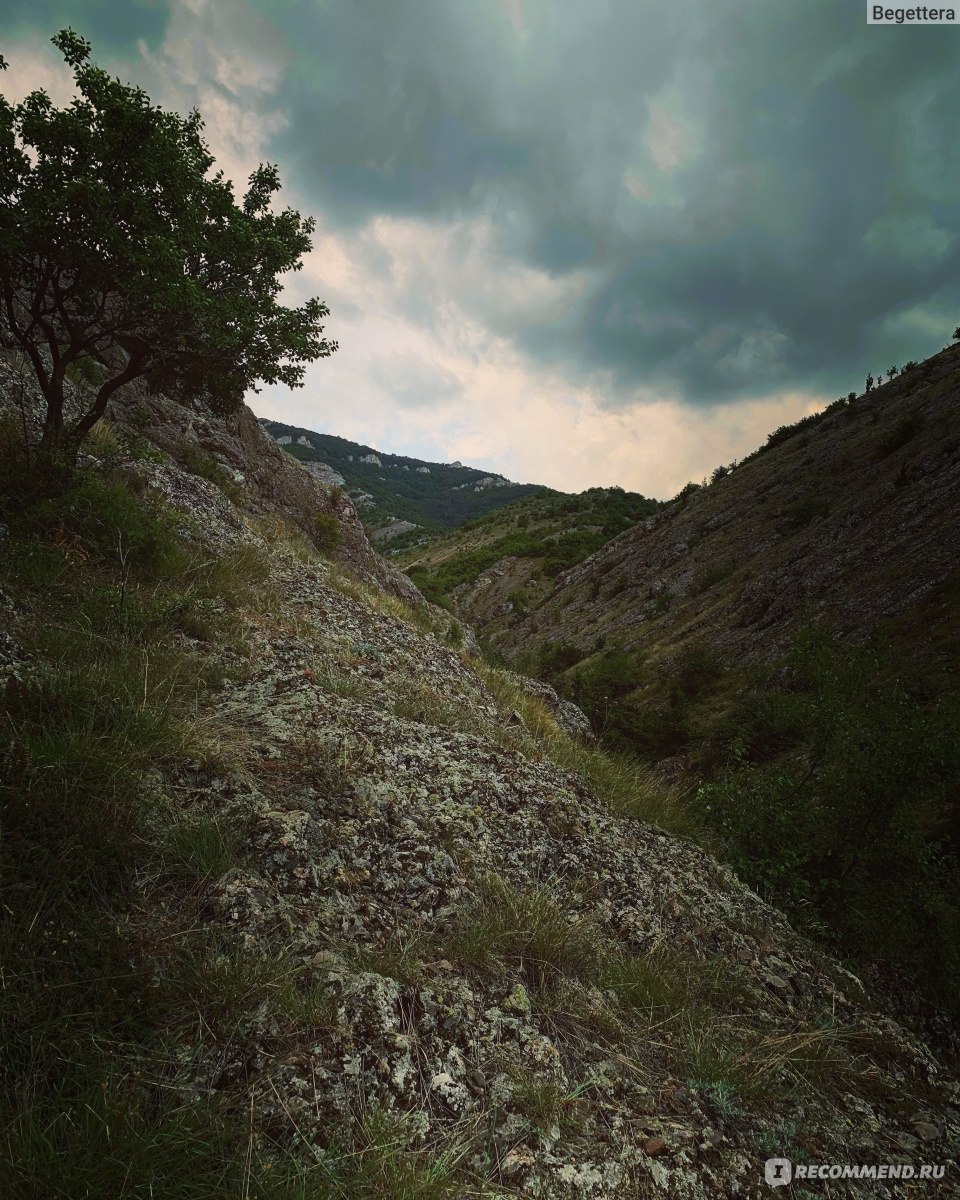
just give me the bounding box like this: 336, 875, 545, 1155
474, 346, 960, 679
2, 368, 960, 1197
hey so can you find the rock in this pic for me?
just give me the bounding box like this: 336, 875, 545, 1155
503, 982, 531, 1017
911, 1119, 941, 1142
642, 1136, 668, 1156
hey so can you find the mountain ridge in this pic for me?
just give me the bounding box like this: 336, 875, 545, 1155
257, 417, 547, 536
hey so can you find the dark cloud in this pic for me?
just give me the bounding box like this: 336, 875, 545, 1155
263, 0, 960, 404
6, 0, 960, 407
2, 0, 171, 55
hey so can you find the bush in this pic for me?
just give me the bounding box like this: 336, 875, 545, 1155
696, 628, 960, 1012
2, 465, 186, 579
672, 481, 702, 505
877, 413, 924, 459
314, 510, 344, 554
779, 493, 830, 532
690, 562, 735, 596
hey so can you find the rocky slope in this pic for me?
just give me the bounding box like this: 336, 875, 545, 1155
460, 346, 960, 682
2, 366, 960, 1197
397, 488, 661, 624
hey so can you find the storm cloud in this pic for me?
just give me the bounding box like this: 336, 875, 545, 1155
3, 0, 959, 491
266, 0, 960, 404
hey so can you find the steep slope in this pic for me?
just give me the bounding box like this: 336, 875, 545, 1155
489, 346, 960, 673
397, 486, 661, 620
258, 418, 544, 536
3, 363, 960, 1197
427, 345, 960, 1021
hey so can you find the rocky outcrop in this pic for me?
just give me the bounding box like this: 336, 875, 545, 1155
305, 460, 346, 487
139, 503, 959, 1198
370, 519, 420, 543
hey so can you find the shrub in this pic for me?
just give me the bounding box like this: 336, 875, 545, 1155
877, 413, 924, 458
779, 493, 830, 531
672, 481, 702, 505
690, 562, 735, 596
696, 628, 960, 1012
3, 467, 186, 579
314, 510, 344, 554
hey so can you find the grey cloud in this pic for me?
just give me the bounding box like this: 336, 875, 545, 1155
264, 0, 960, 404
2, 1, 171, 55
6, 0, 960, 407
367, 351, 462, 409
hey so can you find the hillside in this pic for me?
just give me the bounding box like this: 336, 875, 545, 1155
426, 344, 960, 1016
4, 363, 960, 1197
258, 418, 544, 537
397, 487, 662, 621
489, 347, 960, 674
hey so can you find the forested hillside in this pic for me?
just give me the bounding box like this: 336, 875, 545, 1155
259, 419, 544, 534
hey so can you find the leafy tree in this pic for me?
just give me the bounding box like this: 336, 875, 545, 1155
0, 30, 336, 461
865, 373, 874, 392
886, 365, 897, 380
953, 326, 960, 341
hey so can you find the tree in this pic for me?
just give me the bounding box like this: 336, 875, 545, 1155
0, 29, 336, 461
865, 373, 874, 392
953, 327, 960, 341
887, 365, 897, 380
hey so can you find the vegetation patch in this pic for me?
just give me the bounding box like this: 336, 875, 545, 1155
695, 627, 960, 1013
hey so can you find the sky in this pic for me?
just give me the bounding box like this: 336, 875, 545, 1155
3, 0, 960, 497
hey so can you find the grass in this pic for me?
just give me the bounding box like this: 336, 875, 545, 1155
443, 874, 603, 990
681, 1016, 861, 1111
312, 662, 375, 700
158, 812, 244, 881
325, 562, 443, 639
0, 451, 346, 1197
475, 662, 699, 838
1, 428, 926, 1189
501, 1066, 597, 1136
171, 439, 246, 505
391, 678, 494, 735
599, 951, 681, 1014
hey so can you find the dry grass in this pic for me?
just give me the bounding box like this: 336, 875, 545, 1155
475, 663, 698, 838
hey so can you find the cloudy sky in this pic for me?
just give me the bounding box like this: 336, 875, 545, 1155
4, 1, 959, 496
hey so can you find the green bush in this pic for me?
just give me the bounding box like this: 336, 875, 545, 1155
314, 510, 344, 553
779, 493, 830, 532
696, 628, 960, 1012
690, 562, 735, 596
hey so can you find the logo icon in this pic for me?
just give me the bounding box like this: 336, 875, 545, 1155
765, 1158, 792, 1188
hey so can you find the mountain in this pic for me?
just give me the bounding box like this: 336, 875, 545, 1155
420, 343, 960, 1015
489, 347, 960, 674
257, 417, 544, 537
397, 485, 662, 617
4, 360, 959, 1196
